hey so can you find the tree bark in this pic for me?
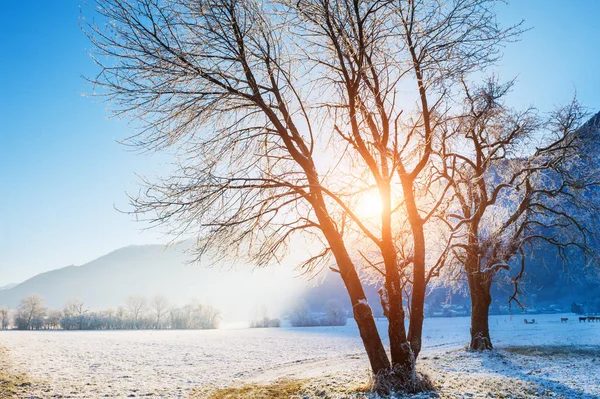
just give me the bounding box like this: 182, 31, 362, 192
407, 226, 425, 358
341, 264, 392, 375
314, 200, 391, 375
467, 265, 493, 350
384, 270, 415, 377
402, 176, 426, 359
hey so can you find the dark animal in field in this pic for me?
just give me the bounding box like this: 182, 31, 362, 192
524, 319, 535, 324
561, 318, 568, 323
579, 317, 587, 322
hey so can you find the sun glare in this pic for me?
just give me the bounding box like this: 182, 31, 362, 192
356, 192, 383, 218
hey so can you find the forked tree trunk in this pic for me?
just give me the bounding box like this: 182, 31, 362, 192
317, 211, 392, 375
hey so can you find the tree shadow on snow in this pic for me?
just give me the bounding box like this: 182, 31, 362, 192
479, 345, 600, 398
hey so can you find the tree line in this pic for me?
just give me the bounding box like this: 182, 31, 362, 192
85, 0, 600, 393
0, 295, 220, 330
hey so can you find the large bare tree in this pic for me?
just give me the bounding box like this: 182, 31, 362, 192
86, 0, 520, 389
438, 82, 600, 350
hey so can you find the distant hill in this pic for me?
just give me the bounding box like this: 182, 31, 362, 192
0, 242, 304, 321
0, 283, 17, 291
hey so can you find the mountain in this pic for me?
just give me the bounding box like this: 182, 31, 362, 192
0, 242, 304, 321
0, 283, 17, 291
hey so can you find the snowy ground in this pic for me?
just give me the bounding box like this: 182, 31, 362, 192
0, 313, 599, 398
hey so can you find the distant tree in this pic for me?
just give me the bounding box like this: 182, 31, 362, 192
62, 299, 89, 330
188, 301, 220, 329
46, 310, 62, 330
150, 295, 169, 329
323, 299, 347, 326
126, 296, 148, 329
289, 301, 319, 327
168, 301, 220, 329
0, 307, 10, 329
571, 302, 584, 315
104, 308, 116, 329
115, 305, 127, 330
15, 295, 47, 330
249, 305, 281, 328
6, 295, 220, 331
168, 307, 182, 329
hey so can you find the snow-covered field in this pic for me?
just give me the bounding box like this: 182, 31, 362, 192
1, 313, 599, 398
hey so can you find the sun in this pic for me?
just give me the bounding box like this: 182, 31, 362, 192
356, 191, 383, 218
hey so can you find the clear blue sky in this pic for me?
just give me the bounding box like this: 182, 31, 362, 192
0, 1, 599, 286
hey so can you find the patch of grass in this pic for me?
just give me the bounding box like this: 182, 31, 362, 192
371, 369, 436, 396
0, 347, 35, 399
0, 371, 33, 398
198, 379, 306, 399
502, 345, 600, 358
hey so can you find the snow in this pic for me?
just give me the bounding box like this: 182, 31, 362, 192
0, 313, 599, 397
357, 299, 370, 308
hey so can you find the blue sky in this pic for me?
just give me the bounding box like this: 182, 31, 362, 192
0, 1, 599, 286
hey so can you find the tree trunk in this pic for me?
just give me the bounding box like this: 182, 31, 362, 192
469, 285, 493, 350
385, 275, 415, 378
466, 251, 493, 351
407, 227, 425, 358
379, 183, 416, 379
401, 177, 426, 359
316, 209, 391, 375
464, 221, 494, 351
341, 266, 392, 375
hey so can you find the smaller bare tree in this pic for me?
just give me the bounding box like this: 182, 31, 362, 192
46, 310, 62, 330
150, 295, 169, 329
126, 296, 148, 329
323, 299, 347, 326
65, 299, 89, 330
439, 82, 600, 349
15, 295, 47, 330
0, 307, 10, 329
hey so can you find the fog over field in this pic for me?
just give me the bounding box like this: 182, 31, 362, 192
0, 242, 311, 322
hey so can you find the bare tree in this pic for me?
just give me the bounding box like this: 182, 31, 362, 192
438, 83, 600, 349
323, 299, 347, 326
63, 299, 89, 330
0, 307, 10, 329
126, 296, 148, 329
46, 310, 62, 330
15, 295, 47, 330
86, 0, 520, 389
150, 295, 169, 329
115, 305, 127, 329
